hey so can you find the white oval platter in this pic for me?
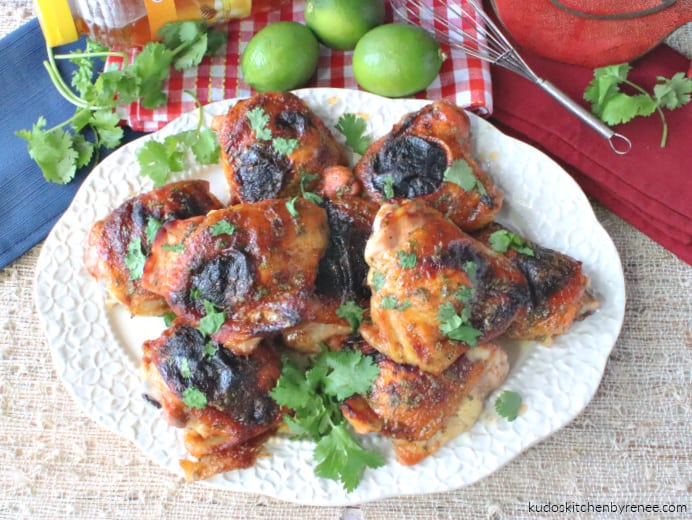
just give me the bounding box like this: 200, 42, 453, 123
34, 88, 625, 506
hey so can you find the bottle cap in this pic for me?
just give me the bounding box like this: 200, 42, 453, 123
34, 0, 79, 47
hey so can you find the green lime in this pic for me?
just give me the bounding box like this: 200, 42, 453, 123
352, 23, 445, 98
305, 0, 385, 51
241, 21, 319, 92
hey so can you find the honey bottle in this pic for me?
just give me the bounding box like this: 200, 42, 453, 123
34, 0, 288, 49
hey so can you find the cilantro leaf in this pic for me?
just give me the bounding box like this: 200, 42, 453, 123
91, 109, 123, 149
286, 196, 299, 217
317, 349, 380, 400
162, 313, 177, 327
336, 301, 365, 333
314, 423, 385, 492
16, 117, 78, 184
198, 300, 225, 336
136, 140, 176, 186
382, 175, 395, 200
145, 218, 163, 245
272, 137, 299, 155
371, 270, 386, 292
495, 390, 522, 421
437, 302, 481, 346
653, 72, 692, 110
182, 386, 207, 409
599, 92, 656, 126
335, 113, 371, 155
443, 159, 486, 194
203, 341, 219, 357
210, 220, 236, 237
247, 106, 272, 140
180, 357, 192, 378
396, 250, 417, 269
190, 127, 221, 165
488, 229, 534, 256
380, 296, 410, 311
125, 237, 146, 280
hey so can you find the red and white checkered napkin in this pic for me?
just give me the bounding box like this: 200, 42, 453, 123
108, 1, 493, 132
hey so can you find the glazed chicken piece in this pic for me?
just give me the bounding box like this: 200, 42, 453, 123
473, 223, 599, 342
341, 339, 509, 465
212, 92, 349, 204
354, 99, 503, 231
360, 200, 528, 375
140, 198, 329, 354
141, 320, 284, 481
84, 180, 223, 315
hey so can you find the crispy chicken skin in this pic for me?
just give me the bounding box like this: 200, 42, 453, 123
84, 180, 223, 315
360, 200, 527, 375
141, 320, 283, 480
341, 340, 509, 465
354, 99, 503, 231
140, 198, 329, 354
473, 223, 599, 342
213, 92, 349, 204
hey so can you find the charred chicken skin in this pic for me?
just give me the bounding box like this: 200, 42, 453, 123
360, 200, 528, 375
473, 223, 599, 342
341, 339, 509, 465
354, 99, 503, 231
141, 198, 329, 354
84, 180, 223, 315
142, 320, 283, 480
213, 92, 349, 204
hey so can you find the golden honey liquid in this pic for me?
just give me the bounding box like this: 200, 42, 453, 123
71, 0, 287, 49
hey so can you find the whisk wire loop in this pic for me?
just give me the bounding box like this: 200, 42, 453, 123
389, 0, 631, 153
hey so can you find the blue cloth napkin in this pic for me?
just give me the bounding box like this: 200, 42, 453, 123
0, 19, 145, 269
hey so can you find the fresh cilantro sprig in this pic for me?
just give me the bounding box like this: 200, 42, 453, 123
584, 64, 692, 147
286, 171, 324, 217
136, 90, 221, 185
335, 113, 371, 155
488, 229, 534, 256
270, 349, 384, 492
17, 22, 227, 184
246, 106, 299, 155
495, 390, 522, 422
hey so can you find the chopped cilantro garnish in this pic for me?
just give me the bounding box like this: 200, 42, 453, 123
488, 229, 534, 256
443, 159, 486, 195
180, 357, 191, 378
182, 386, 207, 409
371, 271, 386, 292
145, 218, 162, 245
396, 250, 417, 269
382, 175, 395, 200
336, 301, 365, 333
247, 106, 272, 140
125, 237, 146, 280
437, 302, 481, 346
197, 300, 225, 336
272, 136, 299, 155
210, 220, 236, 237
495, 390, 522, 421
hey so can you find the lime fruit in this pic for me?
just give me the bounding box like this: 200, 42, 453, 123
305, 0, 385, 51
352, 23, 445, 98
241, 21, 319, 92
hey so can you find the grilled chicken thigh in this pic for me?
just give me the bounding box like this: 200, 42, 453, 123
84, 180, 223, 315
142, 320, 283, 480
354, 100, 503, 231
141, 198, 329, 354
473, 223, 599, 342
360, 200, 527, 375
341, 340, 509, 465
213, 92, 349, 204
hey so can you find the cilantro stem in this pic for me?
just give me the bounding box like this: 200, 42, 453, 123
53, 50, 129, 66
183, 89, 205, 132
623, 79, 669, 147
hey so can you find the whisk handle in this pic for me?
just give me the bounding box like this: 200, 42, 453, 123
537, 79, 632, 155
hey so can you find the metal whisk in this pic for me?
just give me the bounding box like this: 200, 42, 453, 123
390, 0, 632, 154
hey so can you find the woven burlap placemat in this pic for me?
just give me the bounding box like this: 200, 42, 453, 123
1, 3, 690, 518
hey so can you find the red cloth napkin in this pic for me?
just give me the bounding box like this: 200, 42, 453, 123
489, 45, 692, 265
108, 0, 493, 132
